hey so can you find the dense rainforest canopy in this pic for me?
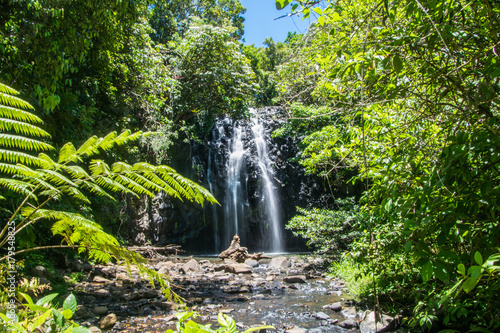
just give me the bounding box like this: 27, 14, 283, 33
1, 0, 499, 331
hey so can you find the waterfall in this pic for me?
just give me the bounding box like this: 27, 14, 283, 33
224, 121, 247, 248
206, 112, 283, 253
250, 117, 283, 253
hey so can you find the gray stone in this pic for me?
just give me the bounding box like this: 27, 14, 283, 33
180, 259, 202, 274
225, 263, 253, 274
31, 265, 51, 278
74, 306, 93, 319
93, 276, 112, 284
323, 301, 342, 312
99, 313, 117, 330
283, 275, 307, 284
93, 306, 108, 315
339, 319, 359, 329
152, 301, 174, 310
268, 256, 290, 270
359, 311, 395, 333
314, 311, 331, 320
244, 259, 259, 267
285, 327, 308, 333
88, 327, 102, 333
341, 306, 358, 319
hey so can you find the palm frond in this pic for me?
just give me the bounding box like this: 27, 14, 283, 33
0, 134, 53, 151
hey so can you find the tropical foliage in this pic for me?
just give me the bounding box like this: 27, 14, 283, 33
0, 83, 216, 308
275, 0, 500, 330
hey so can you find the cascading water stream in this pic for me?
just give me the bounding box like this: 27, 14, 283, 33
224, 122, 247, 247
250, 117, 283, 253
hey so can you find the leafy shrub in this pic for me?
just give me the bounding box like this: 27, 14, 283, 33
286, 197, 363, 255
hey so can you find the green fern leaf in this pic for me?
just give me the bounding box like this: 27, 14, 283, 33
0, 149, 43, 166
0, 105, 43, 123
0, 163, 36, 176
96, 131, 117, 151
94, 176, 137, 197
89, 160, 111, 176
38, 153, 63, 171
0, 91, 33, 110
111, 161, 133, 174
113, 130, 143, 146
58, 142, 79, 163
80, 180, 116, 201
0, 178, 37, 199
0, 118, 51, 138
40, 169, 78, 187
113, 174, 154, 197
76, 135, 99, 156
0, 134, 53, 151
62, 165, 90, 179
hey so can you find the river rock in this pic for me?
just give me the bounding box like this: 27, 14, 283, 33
341, 306, 358, 319
180, 259, 202, 274
32, 265, 51, 278
74, 306, 93, 319
314, 311, 331, 320
339, 319, 359, 329
268, 256, 290, 270
99, 313, 117, 330
88, 327, 102, 333
285, 327, 308, 333
225, 263, 253, 274
323, 301, 342, 312
359, 311, 396, 333
244, 259, 259, 267
93, 306, 108, 315
93, 276, 112, 284
283, 275, 307, 283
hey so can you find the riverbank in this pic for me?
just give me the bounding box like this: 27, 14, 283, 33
59, 254, 404, 332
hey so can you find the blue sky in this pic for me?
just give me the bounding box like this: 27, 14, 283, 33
240, 0, 312, 46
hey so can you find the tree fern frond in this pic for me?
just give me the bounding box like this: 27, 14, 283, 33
127, 171, 165, 194
94, 176, 137, 197
38, 153, 60, 171
0, 83, 23, 96
111, 161, 133, 174
61, 186, 91, 204
0, 149, 43, 166
132, 163, 183, 201
113, 130, 143, 146
81, 180, 116, 201
0, 163, 36, 176
113, 174, 154, 197
0, 178, 37, 199
0, 91, 33, 110
24, 175, 61, 196
58, 142, 79, 163
0, 134, 52, 152
89, 160, 111, 176
156, 166, 194, 199
10, 164, 41, 178
39, 169, 78, 187
0, 105, 43, 124
62, 165, 90, 180
76, 135, 99, 156
0, 118, 51, 138
96, 131, 117, 151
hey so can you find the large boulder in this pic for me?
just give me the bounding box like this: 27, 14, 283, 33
180, 259, 202, 274
359, 311, 396, 333
225, 263, 253, 274
268, 256, 290, 270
